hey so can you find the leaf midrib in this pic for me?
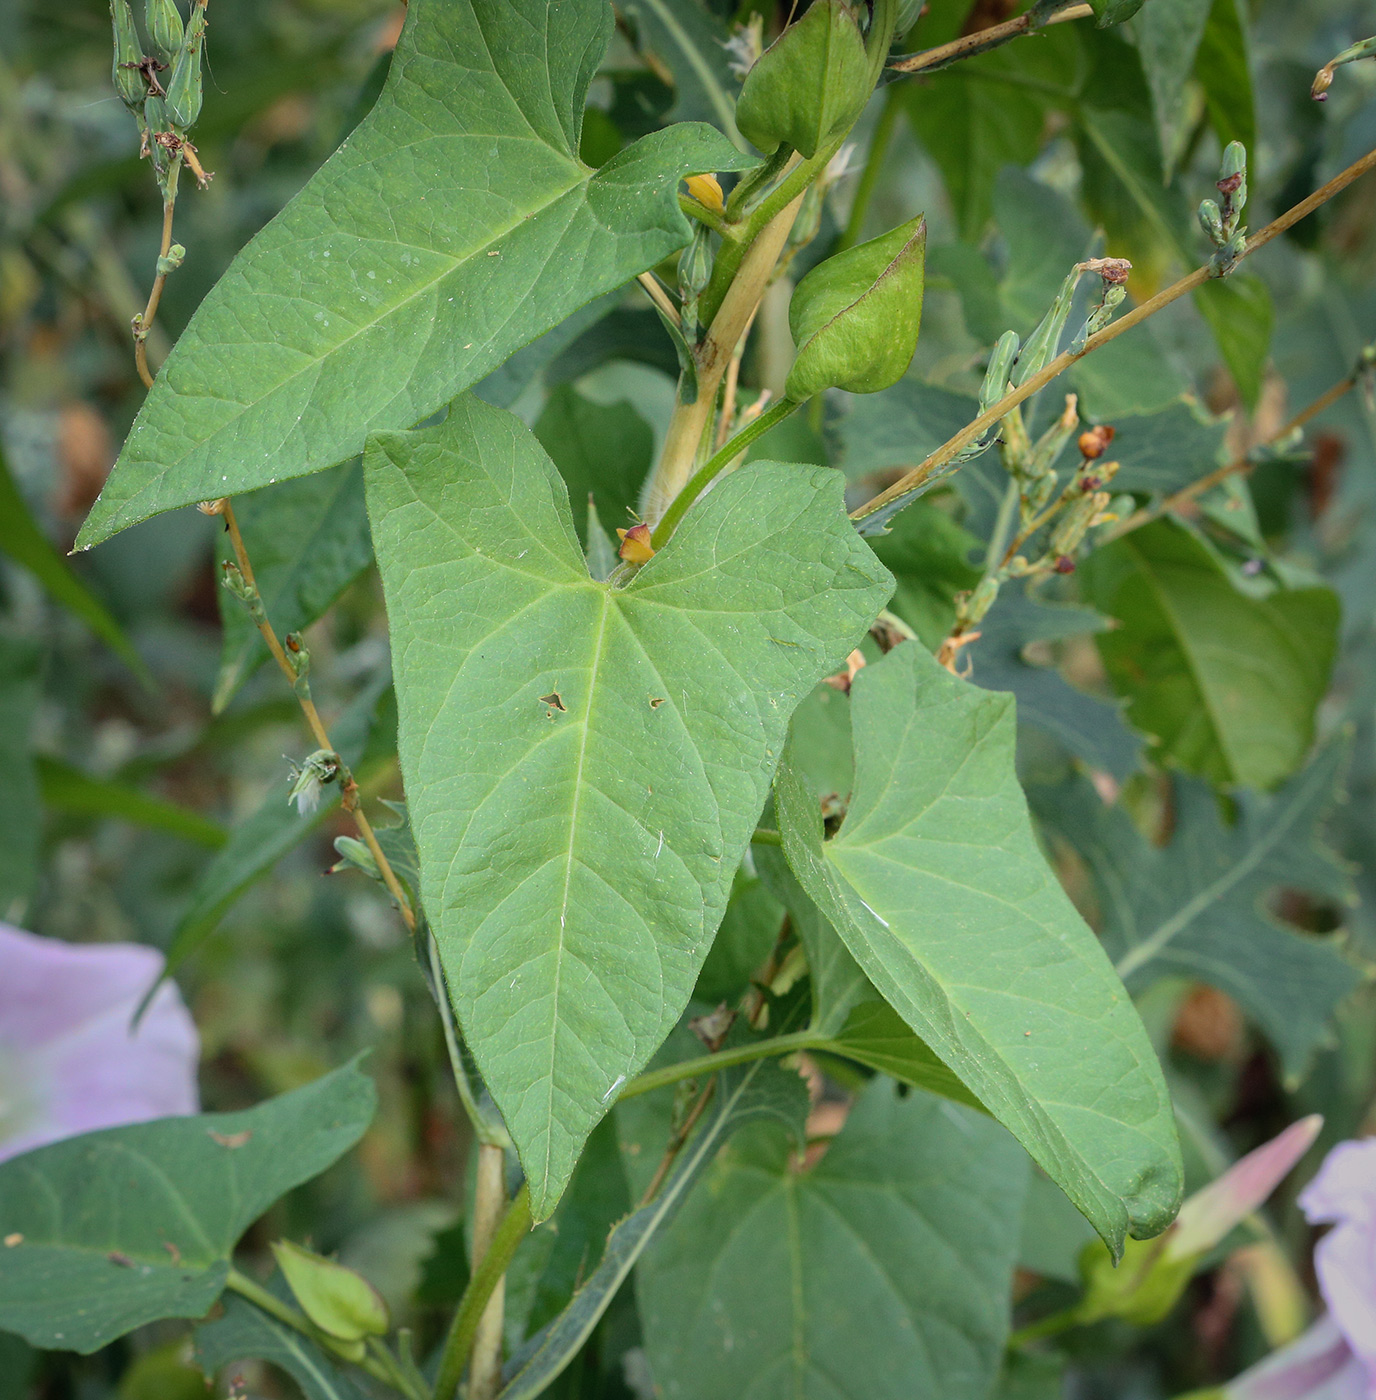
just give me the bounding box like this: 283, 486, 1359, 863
1113, 753, 1335, 979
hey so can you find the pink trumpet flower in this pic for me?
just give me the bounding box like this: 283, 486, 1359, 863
0, 923, 199, 1163
1228, 1137, 1376, 1400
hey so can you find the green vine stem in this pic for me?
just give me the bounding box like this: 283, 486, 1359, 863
618, 1031, 818, 1101
850, 143, 1376, 528
432, 1182, 534, 1400
651, 396, 801, 548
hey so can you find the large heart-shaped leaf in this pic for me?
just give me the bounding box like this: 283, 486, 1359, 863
0, 1060, 375, 1352
76, 0, 748, 549
364, 395, 892, 1217
775, 642, 1182, 1253
633, 1078, 1028, 1400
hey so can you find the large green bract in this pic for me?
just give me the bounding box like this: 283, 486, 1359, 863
0, 1061, 376, 1352
364, 394, 892, 1218
76, 0, 747, 549
775, 642, 1182, 1252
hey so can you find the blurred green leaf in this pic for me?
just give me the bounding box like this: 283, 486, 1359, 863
618, 0, 744, 143
0, 1060, 376, 1353
1134, 0, 1212, 175
868, 500, 982, 648
695, 861, 785, 1005
197, 1289, 370, 1399
635, 1079, 1028, 1400
1082, 520, 1338, 789
499, 1055, 809, 1400
0, 447, 148, 685
213, 463, 373, 713
0, 637, 41, 914
533, 386, 655, 549
775, 642, 1182, 1252
1195, 0, 1256, 155
365, 395, 890, 1218
1194, 274, 1274, 411
1105, 399, 1230, 496
77, 0, 750, 548
36, 757, 226, 849
1032, 744, 1359, 1080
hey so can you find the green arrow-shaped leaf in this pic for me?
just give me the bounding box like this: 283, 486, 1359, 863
364, 394, 892, 1218
77, 0, 748, 550
0, 1060, 376, 1353
775, 642, 1182, 1253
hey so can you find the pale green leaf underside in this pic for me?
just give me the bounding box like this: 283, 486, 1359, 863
776, 643, 1182, 1252
0, 1062, 375, 1353
364, 395, 891, 1219
635, 1080, 1028, 1400
77, 0, 747, 549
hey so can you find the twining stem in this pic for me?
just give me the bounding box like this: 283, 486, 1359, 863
850, 144, 1376, 527
619, 1030, 818, 1101
642, 193, 807, 523
432, 1182, 533, 1400
225, 1268, 420, 1394
650, 396, 800, 547
467, 1143, 509, 1400
134, 170, 180, 389
1103, 361, 1370, 542
219, 499, 416, 929
889, 1, 1094, 74
639, 1077, 716, 1206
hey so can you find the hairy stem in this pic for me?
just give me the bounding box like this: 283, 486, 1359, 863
133, 172, 180, 388
642, 194, 806, 524
1104, 363, 1369, 541
219, 499, 416, 929
850, 144, 1376, 527
432, 1181, 533, 1400
890, 2, 1093, 74
650, 397, 801, 547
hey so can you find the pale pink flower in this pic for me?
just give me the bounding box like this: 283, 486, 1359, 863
0, 922, 199, 1162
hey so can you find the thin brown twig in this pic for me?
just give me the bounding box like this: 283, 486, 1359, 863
1104, 368, 1367, 541
851, 144, 1376, 527
219, 499, 417, 929
716, 305, 761, 449
639, 1077, 717, 1207
889, 2, 1093, 74
134, 190, 178, 388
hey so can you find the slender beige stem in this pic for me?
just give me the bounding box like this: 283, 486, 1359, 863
220, 499, 417, 929
850, 144, 1376, 526
643, 193, 806, 523
134, 192, 178, 388
1104, 367, 1366, 541
889, 2, 1093, 74
637, 271, 680, 327
639, 1078, 716, 1207
716, 306, 761, 449
466, 1142, 509, 1400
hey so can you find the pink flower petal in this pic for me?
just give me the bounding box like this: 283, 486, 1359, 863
1167, 1116, 1325, 1261
1228, 1315, 1370, 1400
1301, 1139, 1376, 1227
0, 923, 198, 1163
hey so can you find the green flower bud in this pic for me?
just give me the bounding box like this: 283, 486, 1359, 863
678, 225, 712, 304
145, 0, 183, 65
165, 0, 207, 131
110, 0, 147, 112
271, 1240, 390, 1344
1219, 140, 1247, 183
1198, 198, 1225, 247
785, 214, 925, 401
978, 330, 1019, 413
894, 0, 925, 39
736, 0, 871, 158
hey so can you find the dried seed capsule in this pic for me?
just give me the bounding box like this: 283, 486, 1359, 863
785, 214, 926, 401
110, 0, 147, 112
736, 0, 870, 158
165, 0, 207, 131
145, 0, 184, 66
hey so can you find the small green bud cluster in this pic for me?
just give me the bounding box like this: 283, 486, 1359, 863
107, 0, 211, 195
1199, 141, 1248, 276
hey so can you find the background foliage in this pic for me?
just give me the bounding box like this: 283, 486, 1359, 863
2, 0, 1376, 1395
